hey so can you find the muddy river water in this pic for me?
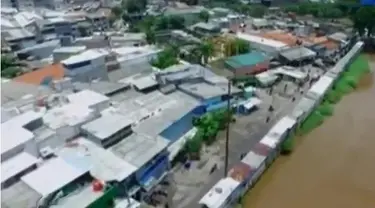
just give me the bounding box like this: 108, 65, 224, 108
243, 56, 375, 208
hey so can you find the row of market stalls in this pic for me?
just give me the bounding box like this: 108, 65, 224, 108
198, 41, 364, 208
198, 116, 297, 208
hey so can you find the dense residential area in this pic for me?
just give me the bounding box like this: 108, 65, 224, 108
1, 0, 375, 208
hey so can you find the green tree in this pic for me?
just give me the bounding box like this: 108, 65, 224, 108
151, 47, 179, 69
168, 16, 185, 29
145, 29, 156, 45
195, 41, 214, 65
155, 16, 170, 30
225, 39, 250, 57
1, 55, 23, 78
111, 6, 123, 19
281, 137, 294, 154
199, 10, 210, 23
77, 25, 90, 37
351, 7, 375, 37
123, 0, 146, 14
248, 5, 267, 18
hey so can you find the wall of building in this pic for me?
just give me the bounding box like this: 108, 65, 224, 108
159, 110, 197, 142
249, 42, 282, 57
135, 149, 169, 186
233, 61, 270, 76
64, 57, 109, 82
117, 52, 158, 77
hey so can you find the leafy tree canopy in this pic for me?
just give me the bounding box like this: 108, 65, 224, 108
122, 0, 147, 14
199, 10, 210, 23
1, 55, 23, 78
151, 47, 179, 69
225, 39, 250, 57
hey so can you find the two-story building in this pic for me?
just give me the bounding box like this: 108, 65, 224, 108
61, 49, 110, 82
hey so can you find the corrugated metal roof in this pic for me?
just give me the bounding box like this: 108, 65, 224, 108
279, 47, 316, 61
242, 151, 266, 169
252, 142, 272, 156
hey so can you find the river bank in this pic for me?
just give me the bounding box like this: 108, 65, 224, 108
242, 56, 375, 208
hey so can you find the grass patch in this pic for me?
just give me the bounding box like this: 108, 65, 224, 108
331, 54, 370, 96
324, 91, 342, 104
298, 111, 325, 135
317, 103, 334, 116
299, 54, 370, 136
281, 136, 295, 154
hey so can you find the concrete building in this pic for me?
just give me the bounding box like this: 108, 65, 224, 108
225, 51, 270, 76
278, 47, 317, 65
199, 177, 241, 208
109, 33, 146, 48
16, 39, 60, 60
1, 0, 34, 10
81, 114, 133, 148
190, 22, 221, 37
86, 12, 110, 32
53, 46, 87, 63
109, 46, 161, 81
61, 49, 110, 82
236, 32, 288, 56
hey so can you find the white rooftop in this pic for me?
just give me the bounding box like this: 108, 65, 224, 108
131, 74, 158, 90
21, 157, 87, 196
61, 49, 109, 65
81, 114, 132, 140
308, 75, 334, 97
236, 32, 287, 48
241, 151, 266, 169
268, 116, 297, 137
1, 126, 34, 155
2, 110, 43, 128
199, 177, 240, 208
241, 97, 262, 110
274, 67, 308, 80
43, 103, 94, 129
110, 133, 170, 168
259, 135, 279, 149
1, 152, 39, 184
114, 91, 177, 124
58, 138, 137, 182
115, 198, 141, 208
67, 89, 109, 108
50, 185, 105, 208
53, 46, 87, 54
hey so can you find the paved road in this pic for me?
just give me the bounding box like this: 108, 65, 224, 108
177, 89, 307, 208
179, 119, 279, 208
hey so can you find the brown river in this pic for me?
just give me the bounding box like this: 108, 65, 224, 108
243, 55, 375, 208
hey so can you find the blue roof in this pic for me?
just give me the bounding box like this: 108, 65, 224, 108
225, 51, 268, 69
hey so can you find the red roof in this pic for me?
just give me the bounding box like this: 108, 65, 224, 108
252, 142, 272, 156
13, 64, 65, 85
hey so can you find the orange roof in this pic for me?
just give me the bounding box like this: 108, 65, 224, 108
258, 32, 339, 50
258, 31, 301, 46
14, 63, 65, 85
319, 40, 339, 50
308, 37, 338, 50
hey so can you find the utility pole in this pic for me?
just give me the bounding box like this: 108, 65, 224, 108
224, 41, 240, 177
224, 79, 231, 177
